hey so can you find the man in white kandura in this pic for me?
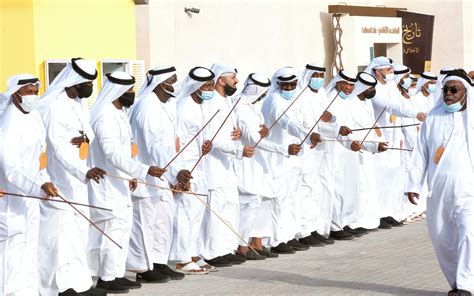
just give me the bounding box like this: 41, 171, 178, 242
38, 58, 107, 296
0, 74, 59, 295
128, 66, 188, 282
88, 71, 166, 294
406, 70, 474, 296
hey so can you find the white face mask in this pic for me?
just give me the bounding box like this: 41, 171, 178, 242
19, 94, 40, 113
408, 88, 417, 96
384, 73, 395, 82
162, 82, 175, 96
426, 84, 436, 94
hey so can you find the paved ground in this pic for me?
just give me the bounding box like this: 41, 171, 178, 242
118, 219, 447, 295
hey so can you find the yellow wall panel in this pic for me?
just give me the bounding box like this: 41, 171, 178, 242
0, 0, 36, 90
1, 0, 137, 91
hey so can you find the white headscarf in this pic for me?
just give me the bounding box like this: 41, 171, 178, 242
90, 71, 135, 125
351, 72, 377, 98
297, 63, 326, 91
238, 73, 271, 104
364, 56, 393, 75
393, 64, 411, 85
210, 63, 237, 84
176, 67, 215, 113
415, 72, 437, 94
138, 66, 176, 101
439, 67, 455, 81
266, 67, 299, 99
38, 58, 97, 115
325, 69, 357, 94
0, 73, 40, 112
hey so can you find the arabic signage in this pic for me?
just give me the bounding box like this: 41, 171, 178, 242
397, 10, 435, 74
339, 16, 402, 74
361, 26, 400, 35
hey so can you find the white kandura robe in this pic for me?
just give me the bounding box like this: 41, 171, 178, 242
343, 97, 383, 230
298, 89, 339, 237
326, 89, 360, 232
406, 107, 474, 291
412, 91, 435, 115
0, 104, 49, 296
169, 97, 209, 263
127, 92, 178, 270
88, 103, 149, 281
200, 92, 244, 258
233, 98, 289, 246
398, 93, 426, 219
371, 81, 418, 221
39, 91, 93, 295
407, 91, 435, 216
261, 91, 312, 244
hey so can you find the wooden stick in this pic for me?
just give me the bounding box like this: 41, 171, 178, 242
164, 109, 220, 169
360, 107, 386, 146
351, 123, 420, 132
105, 173, 208, 197
56, 194, 122, 249
253, 85, 309, 149
299, 90, 341, 146
189, 191, 259, 256
0, 191, 112, 211
386, 147, 413, 152
190, 96, 242, 173
321, 139, 386, 143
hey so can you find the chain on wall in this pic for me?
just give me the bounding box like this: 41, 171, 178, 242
331, 14, 344, 77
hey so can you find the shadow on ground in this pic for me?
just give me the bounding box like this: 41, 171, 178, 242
212, 267, 445, 296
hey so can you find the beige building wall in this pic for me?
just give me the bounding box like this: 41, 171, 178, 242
135, 0, 473, 81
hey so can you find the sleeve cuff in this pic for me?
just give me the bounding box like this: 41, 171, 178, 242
404, 182, 420, 195
78, 165, 90, 183
236, 145, 244, 160
138, 165, 150, 181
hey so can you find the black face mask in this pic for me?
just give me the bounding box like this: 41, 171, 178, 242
364, 89, 376, 99
224, 83, 237, 96
76, 83, 93, 98
119, 92, 135, 108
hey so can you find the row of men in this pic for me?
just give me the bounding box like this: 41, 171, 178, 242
0, 56, 471, 295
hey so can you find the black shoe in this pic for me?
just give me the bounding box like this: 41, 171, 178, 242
356, 227, 378, 233
299, 235, 324, 247
343, 226, 366, 237
136, 269, 171, 283
78, 287, 107, 296
287, 239, 310, 251
96, 278, 129, 294
330, 230, 354, 240
271, 242, 296, 254
59, 289, 79, 296
223, 253, 246, 264
311, 231, 335, 244
378, 218, 392, 229
153, 263, 185, 280
234, 252, 248, 261
240, 250, 266, 260
115, 277, 142, 289
383, 216, 404, 227
448, 288, 459, 296
205, 256, 233, 267
258, 246, 279, 258
354, 227, 377, 234
457, 290, 472, 296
